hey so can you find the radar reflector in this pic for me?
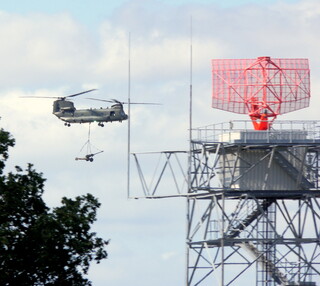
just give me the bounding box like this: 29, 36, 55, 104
212, 56, 310, 130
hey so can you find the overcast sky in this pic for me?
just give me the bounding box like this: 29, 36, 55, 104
1, 0, 320, 285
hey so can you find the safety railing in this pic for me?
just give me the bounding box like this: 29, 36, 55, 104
192, 120, 320, 144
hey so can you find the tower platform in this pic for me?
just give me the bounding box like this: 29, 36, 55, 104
131, 120, 320, 285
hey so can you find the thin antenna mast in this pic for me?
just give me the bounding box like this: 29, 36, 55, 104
189, 18, 193, 149
127, 33, 131, 199
186, 15, 193, 286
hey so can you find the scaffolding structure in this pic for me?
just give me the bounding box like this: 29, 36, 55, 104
132, 120, 320, 286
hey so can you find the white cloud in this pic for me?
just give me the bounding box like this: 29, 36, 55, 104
0, 12, 96, 88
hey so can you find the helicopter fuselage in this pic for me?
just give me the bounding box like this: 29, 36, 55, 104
53, 100, 128, 126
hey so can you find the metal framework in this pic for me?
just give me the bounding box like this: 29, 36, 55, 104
131, 120, 320, 286
212, 57, 310, 130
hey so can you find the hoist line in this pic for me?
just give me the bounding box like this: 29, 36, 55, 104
77, 123, 103, 157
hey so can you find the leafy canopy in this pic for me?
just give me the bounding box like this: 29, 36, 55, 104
0, 127, 108, 286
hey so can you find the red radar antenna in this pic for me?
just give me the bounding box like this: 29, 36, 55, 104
211, 56, 310, 130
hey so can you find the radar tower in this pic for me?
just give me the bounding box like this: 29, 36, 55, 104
131, 57, 320, 286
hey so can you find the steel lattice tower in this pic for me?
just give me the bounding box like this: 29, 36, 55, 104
131, 57, 320, 285
186, 121, 320, 285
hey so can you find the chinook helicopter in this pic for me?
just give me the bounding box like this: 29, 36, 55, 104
24, 89, 158, 127
52, 89, 128, 127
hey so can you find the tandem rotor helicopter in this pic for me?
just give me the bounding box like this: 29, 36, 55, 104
23, 89, 159, 127
23, 88, 160, 162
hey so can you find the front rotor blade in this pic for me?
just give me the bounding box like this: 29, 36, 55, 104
21, 89, 97, 100
20, 96, 62, 99
67, 89, 97, 98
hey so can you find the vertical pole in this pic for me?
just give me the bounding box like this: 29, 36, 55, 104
186, 16, 193, 286
298, 200, 302, 282
127, 33, 131, 199
221, 150, 225, 286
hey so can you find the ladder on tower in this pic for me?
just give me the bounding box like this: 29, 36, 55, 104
240, 242, 289, 285
226, 199, 273, 239
225, 199, 289, 285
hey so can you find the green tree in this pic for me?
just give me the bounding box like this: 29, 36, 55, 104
0, 128, 108, 285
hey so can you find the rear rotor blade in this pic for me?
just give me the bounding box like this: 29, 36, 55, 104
111, 98, 161, 105
86, 98, 115, 103
125, 102, 162, 105
20, 96, 61, 99
87, 97, 161, 105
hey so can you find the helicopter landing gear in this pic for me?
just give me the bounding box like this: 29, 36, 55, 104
64, 122, 71, 127
98, 122, 104, 127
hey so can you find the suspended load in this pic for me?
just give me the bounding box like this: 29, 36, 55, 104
75, 124, 103, 162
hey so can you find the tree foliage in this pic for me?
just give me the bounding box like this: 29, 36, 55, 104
0, 128, 108, 285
